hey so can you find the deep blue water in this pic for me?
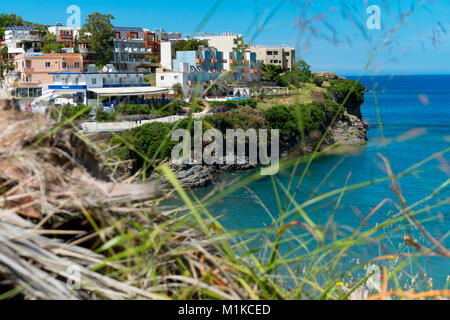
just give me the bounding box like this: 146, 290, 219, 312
189, 75, 450, 288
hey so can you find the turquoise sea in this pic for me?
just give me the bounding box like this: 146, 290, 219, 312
189, 75, 450, 288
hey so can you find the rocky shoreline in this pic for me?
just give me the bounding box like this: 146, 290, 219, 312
151, 113, 368, 189
150, 73, 368, 189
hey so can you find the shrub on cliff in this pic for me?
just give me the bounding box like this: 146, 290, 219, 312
116, 122, 177, 173
204, 106, 266, 131
264, 105, 300, 137
277, 60, 312, 88
264, 100, 339, 138
328, 79, 365, 118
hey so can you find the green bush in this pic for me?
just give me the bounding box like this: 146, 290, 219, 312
209, 98, 257, 111
328, 79, 365, 117
204, 106, 266, 131
312, 75, 327, 87
261, 64, 284, 83
154, 100, 183, 116
49, 103, 92, 121
264, 105, 300, 137
274, 59, 313, 88
95, 106, 117, 122
111, 122, 178, 174
264, 100, 338, 138
116, 104, 152, 115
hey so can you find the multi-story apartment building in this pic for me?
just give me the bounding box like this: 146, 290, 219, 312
6, 52, 83, 98
153, 28, 187, 42
157, 40, 261, 94
3, 26, 42, 61
112, 27, 159, 71
246, 45, 296, 71
48, 23, 80, 48
156, 64, 221, 96
194, 33, 243, 53
48, 67, 149, 105
14, 52, 83, 84
171, 47, 224, 73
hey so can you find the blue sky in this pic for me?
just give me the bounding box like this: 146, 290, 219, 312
2, 0, 450, 75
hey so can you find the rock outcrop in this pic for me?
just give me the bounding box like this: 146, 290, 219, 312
327, 112, 368, 146
313, 72, 346, 81
151, 156, 258, 189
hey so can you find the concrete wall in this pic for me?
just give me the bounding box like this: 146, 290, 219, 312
160, 41, 173, 70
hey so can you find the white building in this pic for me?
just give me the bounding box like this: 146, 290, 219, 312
4, 26, 42, 60
45, 66, 150, 105
194, 33, 242, 53
160, 41, 173, 70
112, 27, 159, 71
48, 23, 80, 44
246, 44, 296, 71
153, 28, 188, 42
156, 63, 221, 96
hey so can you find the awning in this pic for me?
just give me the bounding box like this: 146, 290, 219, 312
87, 86, 170, 97
34, 90, 55, 101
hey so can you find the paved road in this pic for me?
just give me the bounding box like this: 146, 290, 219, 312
81, 113, 208, 133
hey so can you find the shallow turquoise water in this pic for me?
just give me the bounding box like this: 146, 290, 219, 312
189, 75, 450, 287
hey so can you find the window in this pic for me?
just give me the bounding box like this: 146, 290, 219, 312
45, 62, 50, 68
62, 62, 67, 69
285, 52, 290, 56
75, 78, 79, 85
103, 78, 106, 85
174, 76, 178, 80
160, 76, 164, 80
92, 78, 96, 85
74, 62, 80, 68
267, 51, 273, 55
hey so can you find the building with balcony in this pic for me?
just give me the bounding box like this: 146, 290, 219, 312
48, 24, 80, 47
194, 33, 243, 53
14, 52, 83, 85
47, 66, 150, 105
246, 45, 296, 71
156, 64, 221, 96
4, 26, 42, 61
112, 27, 160, 71
153, 28, 188, 42
160, 41, 260, 84
171, 47, 224, 73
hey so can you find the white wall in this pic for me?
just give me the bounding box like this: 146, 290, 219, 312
156, 71, 186, 90
156, 70, 221, 95
160, 42, 173, 70
52, 73, 145, 88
